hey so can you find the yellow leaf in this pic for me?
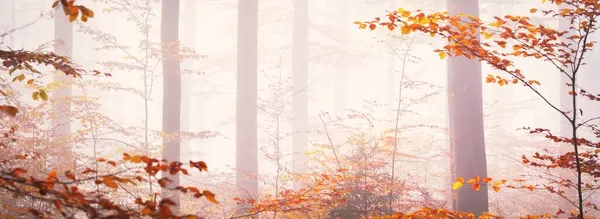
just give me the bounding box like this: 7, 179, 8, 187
489, 21, 502, 27
483, 32, 492, 39
542, 0, 546, 3
452, 181, 463, 190
32, 92, 39, 101
420, 17, 431, 25
401, 26, 411, 35
401, 11, 411, 18
39, 90, 48, 101
438, 52, 447, 59
397, 8, 405, 13
467, 178, 477, 184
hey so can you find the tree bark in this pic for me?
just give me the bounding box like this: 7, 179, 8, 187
333, 0, 347, 117
161, 0, 182, 213
181, 0, 196, 161
447, 0, 489, 215
236, 0, 259, 216
53, 3, 74, 171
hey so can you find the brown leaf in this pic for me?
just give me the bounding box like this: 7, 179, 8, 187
0, 105, 18, 117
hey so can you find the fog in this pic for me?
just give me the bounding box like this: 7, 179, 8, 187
1, 0, 599, 218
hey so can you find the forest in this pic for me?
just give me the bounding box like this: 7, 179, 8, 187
0, 0, 599, 218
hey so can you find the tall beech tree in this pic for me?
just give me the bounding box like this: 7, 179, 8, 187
236, 0, 259, 216
161, 0, 183, 213
445, 0, 489, 215
52, 0, 75, 172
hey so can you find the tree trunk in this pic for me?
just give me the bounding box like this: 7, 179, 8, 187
557, 5, 576, 212
53, 3, 74, 172
292, 0, 309, 190
236, 0, 259, 216
181, 0, 196, 161
446, 0, 489, 215
161, 0, 182, 213
333, 0, 347, 117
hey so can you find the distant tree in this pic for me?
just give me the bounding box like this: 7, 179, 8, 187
161, 0, 183, 213
291, 0, 309, 190
235, 0, 259, 217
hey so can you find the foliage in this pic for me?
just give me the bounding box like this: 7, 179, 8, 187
52, 0, 95, 22
0, 1, 219, 218
234, 107, 447, 218
357, 0, 600, 218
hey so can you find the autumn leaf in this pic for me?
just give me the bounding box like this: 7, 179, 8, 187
529, 8, 537, 13
39, 90, 48, 101
11, 168, 27, 177
203, 190, 219, 204
452, 177, 464, 190
472, 182, 481, 191
369, 23, 376, 30
438, 52, 447, 59
141, 207, 152, 215
0, 105, 18, 117
482, 31, 492, 39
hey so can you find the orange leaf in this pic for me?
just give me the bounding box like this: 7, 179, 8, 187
472, 182, 481, 191
203, 190, 219, 204
141, 207, 152, 215
11, 168, 27, 177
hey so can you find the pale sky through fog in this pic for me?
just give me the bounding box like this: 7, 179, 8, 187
1, 0, 566, 176
2, 0, 599, 217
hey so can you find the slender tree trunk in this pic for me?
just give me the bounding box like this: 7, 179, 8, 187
447, 0, 489, 215
181, 0, 196, 161
236, 0, 259, 216
333, 0, 347, 117
386, 47, 396, 119
161, 0, 182, 213
53, 3, 74, 171
292, 0, 309, 190
557, 6, 576, 212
